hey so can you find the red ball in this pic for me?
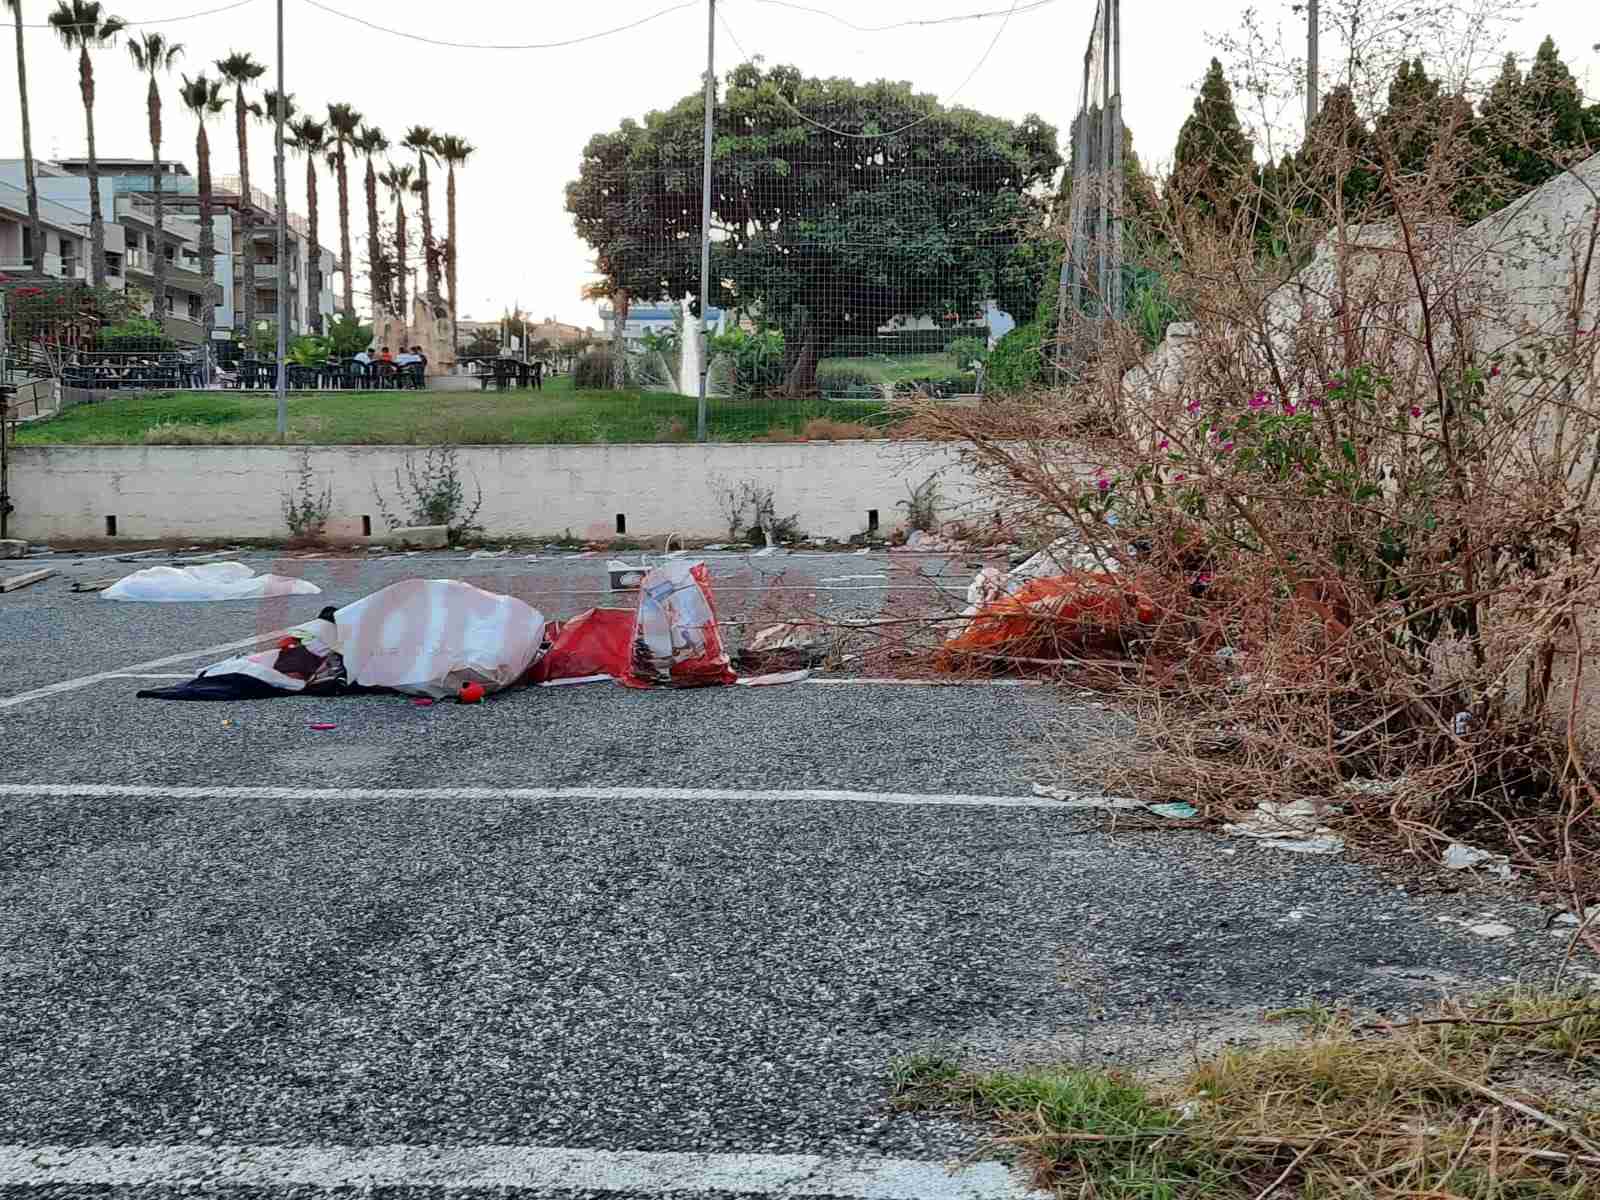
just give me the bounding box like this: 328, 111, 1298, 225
458, 682, 486, 704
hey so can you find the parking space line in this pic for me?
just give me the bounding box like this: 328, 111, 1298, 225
0, 629, 288, 712
0, 783, 1075, 810
0, 1143, 1042, 1198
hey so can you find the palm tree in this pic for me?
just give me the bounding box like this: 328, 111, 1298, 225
179, 72, 226, 343
261, 88, 294, 337
431, 133, 473, 351
353, 124, 387, 317
127, 32, 182, 323
5, 2, 45, 277
288, 115, 328, 334
215, 51, 266, 336
48, 1, 126, 287
379, 162, 414, 337
401, 125, 440, 309
324, 102, 362, 316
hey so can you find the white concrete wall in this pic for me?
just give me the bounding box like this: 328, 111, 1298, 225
6, 441, 988, 543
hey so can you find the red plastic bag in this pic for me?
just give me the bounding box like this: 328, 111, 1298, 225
626, 561, 736, 688
531, 608, 634, 683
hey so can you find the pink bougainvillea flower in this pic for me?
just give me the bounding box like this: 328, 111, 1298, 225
1185, 398, 1202, 415
1282, 399, 1297, 415
1410, 406, 1423, 418
1173, 473, 1187, 482
1221, 440, 1235, 453
1158, 438, 1170, 450
1096, 477, 1110, 493
1326, 379, 1340, 390
1249, 391, 1270, 410
1489, 364, 1501, 378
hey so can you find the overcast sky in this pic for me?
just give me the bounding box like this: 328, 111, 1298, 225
8, 0, 1596, 329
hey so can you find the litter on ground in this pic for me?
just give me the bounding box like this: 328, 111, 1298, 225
104, 561, 321, 603
1442, 842, 1514, 878
1224, 800, 1345, 854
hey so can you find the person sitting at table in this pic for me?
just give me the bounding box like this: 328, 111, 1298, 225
379, 346, 394, 364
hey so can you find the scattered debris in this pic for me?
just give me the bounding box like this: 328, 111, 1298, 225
0, 539, 26, 560
1469, 922, 1516, 938
1030, 783, 1144, 810
609, 560, 647, 590
737, 669, 812, 687
538, 673, 614, 688
944, 572, 1155, 666
308, 723, 337, 732
170, 551, 232, 567
1147, 802, 1199, 820
736, 623, 825, 672
411, 698, 434, 708
1224, 800, 1345, 854
103, 562, 321, 603
0, 567, 57, 593
469, 549, 510, 560
1442, 842, 1514, 878
70, 578, 119, 593
894, 530, 962, 553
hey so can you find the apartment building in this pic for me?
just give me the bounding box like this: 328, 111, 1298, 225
1, 158, 338, 341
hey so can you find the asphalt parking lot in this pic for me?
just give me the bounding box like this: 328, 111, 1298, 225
0, 548, 1573, 1198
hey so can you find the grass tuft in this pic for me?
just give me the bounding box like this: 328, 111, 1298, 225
895, 987, 1600, 1198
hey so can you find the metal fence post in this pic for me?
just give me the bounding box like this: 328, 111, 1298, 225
696, 0, 716, 442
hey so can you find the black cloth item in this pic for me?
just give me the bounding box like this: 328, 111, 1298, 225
136, 673, 300, 702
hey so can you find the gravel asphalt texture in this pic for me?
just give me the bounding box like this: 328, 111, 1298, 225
0, 547, 1577, 1195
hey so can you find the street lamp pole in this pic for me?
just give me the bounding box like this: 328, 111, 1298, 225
695, 0, 715, 442
274, 0, 288, 437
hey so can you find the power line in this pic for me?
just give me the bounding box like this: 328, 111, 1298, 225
24, 0, 258, 29
747, 0, 1055, 34
715, 0, 1024, 139
297, 0, 699, 51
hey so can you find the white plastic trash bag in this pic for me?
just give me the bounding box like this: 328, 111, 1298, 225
329, 578, 545, 698
104, 561, 322, 602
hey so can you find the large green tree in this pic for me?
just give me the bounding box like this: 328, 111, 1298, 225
566, 63, 1060, 396
1170, 58, 1253, 218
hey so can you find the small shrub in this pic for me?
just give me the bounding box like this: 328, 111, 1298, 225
946, 334, 989, 369
281, 449, 333, 541
710, 476, 802, 544
898, 473, 942, 532
372, 445, 484, 545
985, 321, 1045, 391
816, 366, 878, 397
709, 327, 786, 396
573, 350, 618, 391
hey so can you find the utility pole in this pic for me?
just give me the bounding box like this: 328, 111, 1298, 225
274, 0, 288, 437
1306, 0, 1320, 130
695, 0, 716, 442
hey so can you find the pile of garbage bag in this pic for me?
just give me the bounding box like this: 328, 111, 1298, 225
944, 541, 1155, 666
141, 560, 736, 702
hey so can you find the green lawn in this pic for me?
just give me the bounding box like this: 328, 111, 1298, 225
17, 375, 890, 446
819, 353, 964, 385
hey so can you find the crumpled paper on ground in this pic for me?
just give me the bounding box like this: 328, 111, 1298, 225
1224, 799, 1345, 854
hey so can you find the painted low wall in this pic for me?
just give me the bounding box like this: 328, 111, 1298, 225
5, 441, 985, 543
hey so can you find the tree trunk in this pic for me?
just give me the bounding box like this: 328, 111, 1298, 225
418, 156, 439, 307
395, 196, 408, 345
81, 49, 105, 288
782, 321, 831, 397
149, 78, 167, 327
364, 161, 380, 318
198, 124, 215, 343
611, 291, 630, 390
446, 164, 458, 350
306, 158, 321, 335
335, 144, 353, 316
236, 84, 255, 337
12, 4, 43, 277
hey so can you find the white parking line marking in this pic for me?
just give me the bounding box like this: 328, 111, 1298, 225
0, 629, 288, 712
0, 1144, 1043, 1198
0, 783, 1082, 810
